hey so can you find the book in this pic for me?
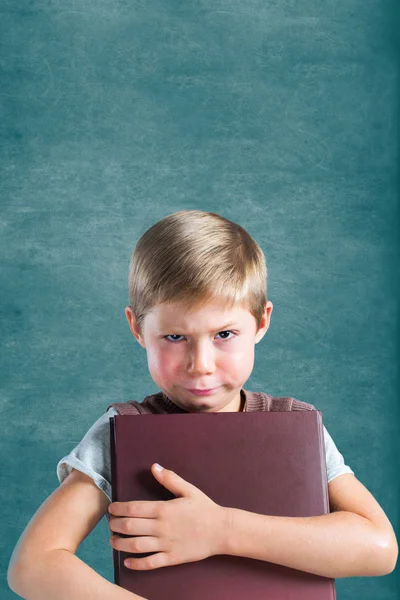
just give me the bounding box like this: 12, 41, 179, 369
109, 410, 335, 599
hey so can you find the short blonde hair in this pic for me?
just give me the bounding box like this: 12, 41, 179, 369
128, 210, 268, 335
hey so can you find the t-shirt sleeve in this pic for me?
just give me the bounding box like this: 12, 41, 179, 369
56, 407, 119, 504
323, 424, 354, 483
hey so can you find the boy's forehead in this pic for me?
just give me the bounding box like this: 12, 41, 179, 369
148, 300, 252, 329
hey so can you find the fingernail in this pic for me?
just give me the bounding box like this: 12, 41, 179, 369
154, 463, 163, 471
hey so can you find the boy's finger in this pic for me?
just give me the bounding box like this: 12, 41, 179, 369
109, 516, 159, 536
108, 500, 162, 518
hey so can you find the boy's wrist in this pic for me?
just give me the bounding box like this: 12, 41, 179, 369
214, 506, 234, 556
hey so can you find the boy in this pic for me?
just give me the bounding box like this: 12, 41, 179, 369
8, 210, 398, 600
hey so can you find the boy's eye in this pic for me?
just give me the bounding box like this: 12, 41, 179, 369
163, 331, 236, 343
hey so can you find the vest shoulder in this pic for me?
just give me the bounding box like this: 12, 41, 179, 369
246, 390, 316, 411
106, 400, 147, 415
106, 393, 166, 415
270, 396, 316, 411
289, 397, 316, 411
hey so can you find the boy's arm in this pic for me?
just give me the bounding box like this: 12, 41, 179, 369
219, 473, 398, 578
7, 469, 147, 600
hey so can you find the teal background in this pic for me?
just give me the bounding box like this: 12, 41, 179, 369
2, 1, 398, 598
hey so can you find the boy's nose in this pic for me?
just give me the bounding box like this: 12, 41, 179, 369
186, 343, 215, 375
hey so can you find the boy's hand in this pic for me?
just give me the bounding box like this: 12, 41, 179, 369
108, 463, 229, 570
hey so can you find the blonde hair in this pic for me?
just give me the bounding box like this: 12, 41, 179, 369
128, 210, 268, 336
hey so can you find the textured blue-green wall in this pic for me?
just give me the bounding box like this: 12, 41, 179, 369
2, 1, 398, 598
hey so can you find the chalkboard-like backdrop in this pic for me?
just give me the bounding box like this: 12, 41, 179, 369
1, 1, 398, 598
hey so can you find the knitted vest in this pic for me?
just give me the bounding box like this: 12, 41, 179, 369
107, 388, 315, 415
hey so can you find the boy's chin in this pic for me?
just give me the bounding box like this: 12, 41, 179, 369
177, 387, 243, 413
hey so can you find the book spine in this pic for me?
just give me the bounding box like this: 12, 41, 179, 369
316, 411, 330, 515
109, 417, 120, 586
316, 412, 337, 599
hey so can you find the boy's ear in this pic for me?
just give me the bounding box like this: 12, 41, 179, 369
125, 307, 146, 348
255, 301, 273, 344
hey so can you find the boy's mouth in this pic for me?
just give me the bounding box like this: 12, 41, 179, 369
187, 387, 219, 396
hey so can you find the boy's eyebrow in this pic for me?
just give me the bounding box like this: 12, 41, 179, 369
158, 322, 238, 333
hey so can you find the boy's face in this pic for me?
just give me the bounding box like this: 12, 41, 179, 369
125, 297, 273, 413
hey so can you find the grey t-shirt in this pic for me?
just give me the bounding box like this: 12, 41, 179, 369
56, 407, 354, 503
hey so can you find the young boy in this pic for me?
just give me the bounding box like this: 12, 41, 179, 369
8, 210, 398, 600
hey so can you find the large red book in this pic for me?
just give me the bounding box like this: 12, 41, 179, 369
109, 410, 336, 599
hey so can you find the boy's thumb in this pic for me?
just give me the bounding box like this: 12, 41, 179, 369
151, 463, 194, 497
